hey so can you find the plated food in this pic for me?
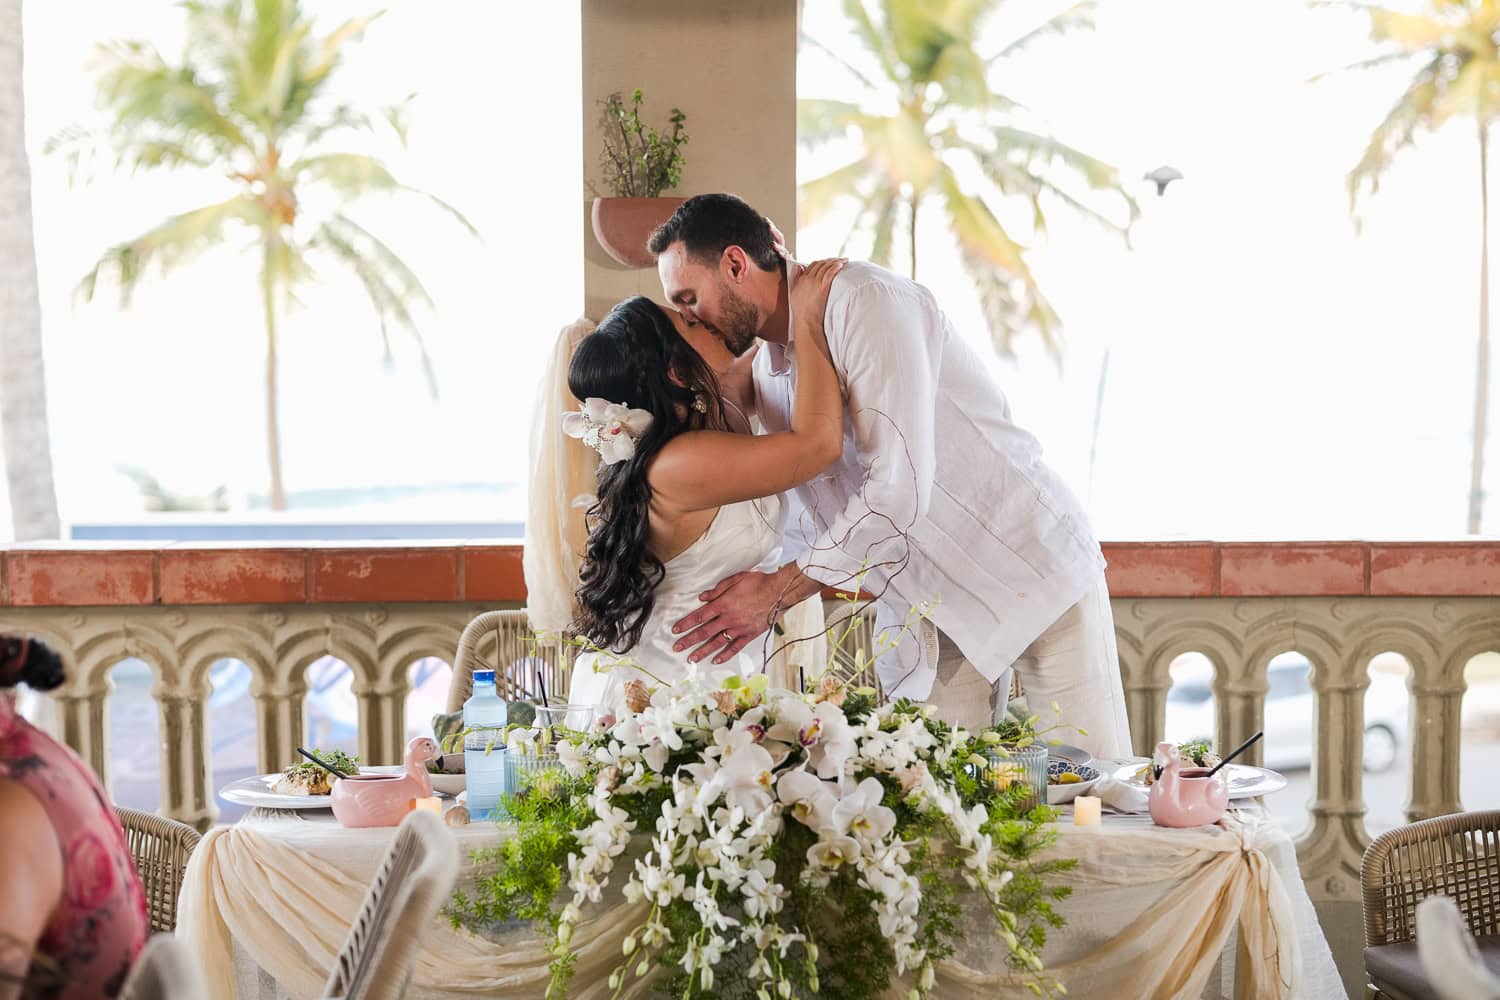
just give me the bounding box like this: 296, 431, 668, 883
1046, 760, 1100, 804
270, 749, 359, 796
1134, 740, 1221, 785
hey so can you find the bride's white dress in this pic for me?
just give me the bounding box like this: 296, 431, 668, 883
567, 495, 785, 712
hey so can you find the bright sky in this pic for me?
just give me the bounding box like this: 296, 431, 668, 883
3, 0, 1494, 541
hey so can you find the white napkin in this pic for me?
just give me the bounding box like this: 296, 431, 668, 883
1090, 775, 1150, 815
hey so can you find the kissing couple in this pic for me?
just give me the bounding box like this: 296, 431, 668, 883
558, 192, 1131, 758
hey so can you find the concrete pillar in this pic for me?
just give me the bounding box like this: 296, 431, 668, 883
580, 0, 798, 320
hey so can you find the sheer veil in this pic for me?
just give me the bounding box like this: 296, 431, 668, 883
522, 317, 599, 634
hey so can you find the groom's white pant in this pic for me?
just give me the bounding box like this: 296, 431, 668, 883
926, 575, 1133, 759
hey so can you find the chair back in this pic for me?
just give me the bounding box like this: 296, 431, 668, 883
120, 934, 208, 1000
1362, 809, 1500, 947
116, 807, 202, 933
322, 808, 459, 1000
1416, 894, 1500, 1000
447, 610, 574, 712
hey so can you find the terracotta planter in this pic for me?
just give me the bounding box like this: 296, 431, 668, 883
591, 196, 686, 269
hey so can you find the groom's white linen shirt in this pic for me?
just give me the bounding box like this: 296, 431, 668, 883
753, 262, 1105, 700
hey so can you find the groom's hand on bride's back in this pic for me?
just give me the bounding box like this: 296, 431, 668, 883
671, 563, 819, 665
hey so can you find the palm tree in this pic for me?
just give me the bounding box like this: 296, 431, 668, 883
1327, 0, 1500, 534
0, 0, 61, 540
55, 0, 475, 510
798, 0, 1138, 360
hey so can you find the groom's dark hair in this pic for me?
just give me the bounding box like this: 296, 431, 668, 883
648, 193, 781, 271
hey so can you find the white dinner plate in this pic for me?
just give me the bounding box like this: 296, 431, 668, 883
218, 765, 447, 811
218, 772, 339, 811
1047, 743, 1094, 768
1111, 762, 1289, 799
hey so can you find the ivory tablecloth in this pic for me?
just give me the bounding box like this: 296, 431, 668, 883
178, 792, 1343, 999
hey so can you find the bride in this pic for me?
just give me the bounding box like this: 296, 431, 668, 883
564, 259, 845, 711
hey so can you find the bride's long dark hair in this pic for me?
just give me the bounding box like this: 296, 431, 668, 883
569, 296, 727, 653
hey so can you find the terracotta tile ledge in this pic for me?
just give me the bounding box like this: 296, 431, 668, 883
0, 541, 1495, 607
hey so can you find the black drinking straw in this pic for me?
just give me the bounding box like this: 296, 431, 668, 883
1205, 731, 1264, 778
535, 666, 550, 710
295, 747, 347, 780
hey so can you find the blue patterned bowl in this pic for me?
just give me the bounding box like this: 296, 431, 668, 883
1047, 760, 1101, 804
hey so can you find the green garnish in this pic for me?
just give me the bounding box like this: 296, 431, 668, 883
290, 749, 359, 776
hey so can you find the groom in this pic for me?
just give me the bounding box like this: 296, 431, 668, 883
649, 193, 1132, 757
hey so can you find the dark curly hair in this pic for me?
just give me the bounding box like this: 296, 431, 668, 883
647, 192, 781, 271
569, 297, 727, 653
0, 635, 65, 692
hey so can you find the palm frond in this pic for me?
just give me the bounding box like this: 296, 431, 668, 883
1307, 49, 1421, 84
311, 213, 440, 397
798, 158, 876, 227
989, 126, 1128, 191
295, 152, 480, 238
939, 168, 1061, 361
797, 98, 882, 148
866, 187, 901, 268
1367, 8, 1457, 50
966, 130, 1138, 236
839, 0, 903, 85
1435, 55, 1500, 124
1348, 54, 1443, 215
990, 2, 1096, 64
93, 41, 254, 158
302, 14, 379, 88
78, 195, 265, 304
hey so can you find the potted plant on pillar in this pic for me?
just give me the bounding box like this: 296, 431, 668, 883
590, 89, 688, 268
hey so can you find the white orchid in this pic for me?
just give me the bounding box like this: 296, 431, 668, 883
702, 740, 776, 815
832, 776, 897, 844
807, 833, 862, 871
562, 397, 654, 465
556, 738, 589, 777
776, 769, 838, 833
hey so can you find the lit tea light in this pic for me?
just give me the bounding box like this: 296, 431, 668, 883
409, 796, 442, 815
1073, 796, 1101, 826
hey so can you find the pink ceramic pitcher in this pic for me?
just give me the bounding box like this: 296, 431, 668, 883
331, 736, 438, 828
1148, 740, 1229, 828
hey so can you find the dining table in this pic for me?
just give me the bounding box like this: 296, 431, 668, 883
176, 757, 1346, 999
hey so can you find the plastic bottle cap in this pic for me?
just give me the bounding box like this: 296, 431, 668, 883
473, 670, 496, 684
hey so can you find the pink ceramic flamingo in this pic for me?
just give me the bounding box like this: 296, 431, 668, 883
331, 736, 438, 828
1148, 740, 1229, 828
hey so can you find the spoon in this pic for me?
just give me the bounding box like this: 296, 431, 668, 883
1205, 731, 1264, 778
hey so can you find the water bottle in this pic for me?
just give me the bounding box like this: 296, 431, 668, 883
463, 669, 508, 820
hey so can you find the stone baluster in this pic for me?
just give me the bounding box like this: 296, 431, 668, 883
1408, 678, 1464, 821
254, 682, 306, 776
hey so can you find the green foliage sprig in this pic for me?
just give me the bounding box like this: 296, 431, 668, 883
597, 89, 688, 198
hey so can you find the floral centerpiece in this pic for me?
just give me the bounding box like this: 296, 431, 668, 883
449, 666, 1074, 999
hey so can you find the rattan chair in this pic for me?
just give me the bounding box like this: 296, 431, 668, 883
321, 808, 458, 1000
1362, 809, 1500, 999
447, 610, 575, 713
120, 933, 208, 1000
116, 807, 202, 934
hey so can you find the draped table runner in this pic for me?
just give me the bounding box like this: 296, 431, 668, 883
178, 792, 1343, 999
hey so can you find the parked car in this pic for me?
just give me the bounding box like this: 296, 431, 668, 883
1165, 656, 1406, 773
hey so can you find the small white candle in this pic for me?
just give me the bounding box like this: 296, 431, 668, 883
1073, 796, 1101, 826
409, 796, 442, 815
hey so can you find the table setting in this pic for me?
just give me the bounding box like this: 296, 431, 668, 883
178, 673, 1343, 1000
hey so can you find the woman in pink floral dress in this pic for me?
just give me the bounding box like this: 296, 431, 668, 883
0, 635, 148, 999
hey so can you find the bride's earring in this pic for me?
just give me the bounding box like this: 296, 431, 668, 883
692, 390, 709, 414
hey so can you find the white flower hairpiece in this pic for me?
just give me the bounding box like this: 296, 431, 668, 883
563, 397, 654, 465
